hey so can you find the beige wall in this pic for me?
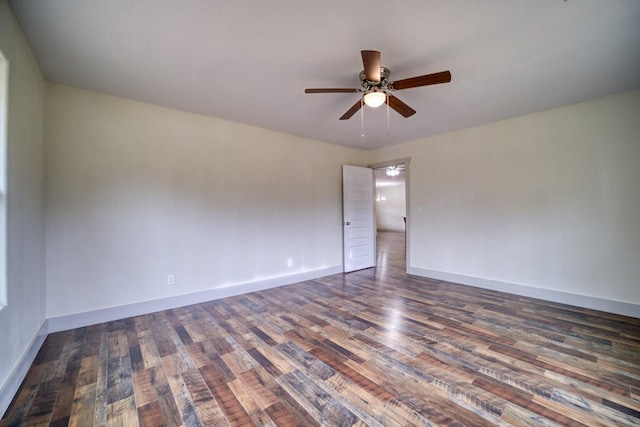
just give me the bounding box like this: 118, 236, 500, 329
45, 86, 640, 319
373, 90, 640, 308
0, 1, 46, 399
45, 84, 368, 318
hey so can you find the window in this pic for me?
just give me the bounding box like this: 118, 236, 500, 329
0, 49, 7, 309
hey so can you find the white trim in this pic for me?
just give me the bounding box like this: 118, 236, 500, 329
48, 265, 342, 333
0, 49, 9, 310
0, 320, 49, 418
408, 266, 640, 318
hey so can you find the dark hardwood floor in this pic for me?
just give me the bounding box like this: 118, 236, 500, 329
2, 231, 640, 426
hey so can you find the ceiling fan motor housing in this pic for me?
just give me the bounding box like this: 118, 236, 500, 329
360, 67, 391, 91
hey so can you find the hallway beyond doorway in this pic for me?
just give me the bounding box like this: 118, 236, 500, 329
376, 230, 406, 276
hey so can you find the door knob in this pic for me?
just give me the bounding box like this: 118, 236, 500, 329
344, 221, 351, 226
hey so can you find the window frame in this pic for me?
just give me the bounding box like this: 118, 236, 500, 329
0, 48, 8, 309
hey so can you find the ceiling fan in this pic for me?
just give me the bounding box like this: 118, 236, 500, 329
305, 50, 451, 120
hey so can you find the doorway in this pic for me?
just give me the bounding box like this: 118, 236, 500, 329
370, 158, 410, 272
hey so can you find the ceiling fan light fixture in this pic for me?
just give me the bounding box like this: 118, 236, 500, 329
386, 166, 400, 177
363, 90, 386, 108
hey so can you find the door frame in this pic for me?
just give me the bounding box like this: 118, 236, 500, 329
368, 157, 411, 273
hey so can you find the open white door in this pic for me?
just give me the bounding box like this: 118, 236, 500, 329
343, 165, 375, 272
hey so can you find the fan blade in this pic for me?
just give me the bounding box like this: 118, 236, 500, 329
305, 88, 359, 94
390, 71, 451, 91
361, 50, 381, 82
388, 95, 416, 118
339, 99, 363, 120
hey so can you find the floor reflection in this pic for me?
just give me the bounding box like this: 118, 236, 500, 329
375, 230, 406, 277
376, 230, 406, 345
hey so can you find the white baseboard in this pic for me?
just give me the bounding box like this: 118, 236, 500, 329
408, 267, 640, 318
0, 320, 49, 418
48, 265, 343, 333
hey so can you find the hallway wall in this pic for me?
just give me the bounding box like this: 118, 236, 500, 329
375, 182, 406, 232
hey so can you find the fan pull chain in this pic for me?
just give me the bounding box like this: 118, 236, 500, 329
386, 94, 390, 136
360, 97, 365, 137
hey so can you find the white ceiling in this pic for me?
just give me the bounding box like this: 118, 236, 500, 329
9, 0, 640, 150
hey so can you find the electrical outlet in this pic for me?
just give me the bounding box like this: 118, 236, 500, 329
287, 258, 294, 267
168, 274, 175, 285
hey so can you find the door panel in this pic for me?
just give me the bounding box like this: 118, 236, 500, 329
343, 165, 375, 272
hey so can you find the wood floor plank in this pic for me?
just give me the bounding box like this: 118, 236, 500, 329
137, 400, 167, 427
23, 341, 72, 425
181, 369, 228, 427
237, 369, 279, 410
68, 383, 97, 427
324, 370, 402, 427
0, 364, 48, 426
226, 378, 274, 426
277, 369, 359, 426
501, 403, 566, 427
198, 363, 254, 426
106, 395, 139, 427
243, 344, 291, 377
221, 349, 259, 376
3, 231, 640, 426
247, 366, 321, 427
93, 328, 109, 426
132, 366, 183, 426
165, 373, 203, 427
106, 356, 134, 406
137, 329, 163, 370
263, 401, 303, 427
49, 356, 82, 424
